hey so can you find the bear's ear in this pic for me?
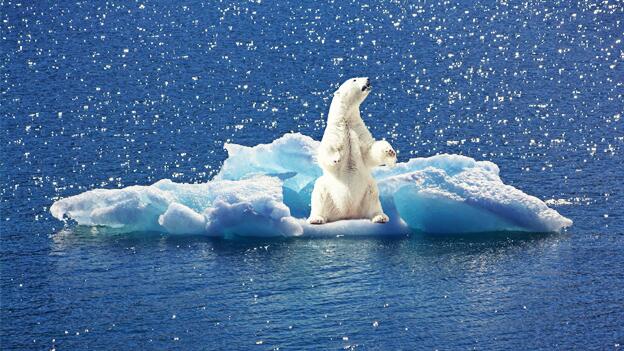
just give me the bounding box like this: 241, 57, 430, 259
332, 82, 342, 96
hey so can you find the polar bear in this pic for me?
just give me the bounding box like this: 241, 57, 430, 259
308, 77, 397, 225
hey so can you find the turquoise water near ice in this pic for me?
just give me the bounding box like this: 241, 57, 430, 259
1, 0, 623, 349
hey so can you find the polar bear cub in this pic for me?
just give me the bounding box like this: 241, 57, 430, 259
308, 77, 397, 225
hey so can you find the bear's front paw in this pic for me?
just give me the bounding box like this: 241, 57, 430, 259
384, 147, 397, 167
375, 140, 397, 167
371, 213, 389, 223
308, 215, 326, 225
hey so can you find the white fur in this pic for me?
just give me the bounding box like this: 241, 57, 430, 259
308, 77, 397, 224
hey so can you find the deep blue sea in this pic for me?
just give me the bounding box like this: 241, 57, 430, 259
1, 0, 623, 349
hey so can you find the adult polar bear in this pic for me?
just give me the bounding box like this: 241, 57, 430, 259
308, 77, 397, 225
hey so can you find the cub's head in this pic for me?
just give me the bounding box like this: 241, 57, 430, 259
333, 77, 372, 107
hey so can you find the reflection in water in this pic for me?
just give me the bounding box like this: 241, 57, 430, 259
50, 225, 563, 256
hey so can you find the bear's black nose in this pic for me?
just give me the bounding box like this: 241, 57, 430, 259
362, 78, 372, 91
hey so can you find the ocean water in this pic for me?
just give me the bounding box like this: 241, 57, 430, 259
1, 0, 623, 349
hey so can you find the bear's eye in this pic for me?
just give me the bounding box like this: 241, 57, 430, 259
352, 79, 356, 82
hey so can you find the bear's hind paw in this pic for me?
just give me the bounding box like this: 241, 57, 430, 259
371, 214, 389, 223
308, 215, 326, 225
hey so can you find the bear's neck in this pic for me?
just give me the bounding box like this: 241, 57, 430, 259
328, 100, 360, 127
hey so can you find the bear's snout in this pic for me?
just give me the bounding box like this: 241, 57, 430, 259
361, 78, 372, 92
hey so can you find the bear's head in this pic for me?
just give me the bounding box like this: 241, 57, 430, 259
333, 77, 372, 107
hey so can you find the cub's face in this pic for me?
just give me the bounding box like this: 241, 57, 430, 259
333, 77, 372, 107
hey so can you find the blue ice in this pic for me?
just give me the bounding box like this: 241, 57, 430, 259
50, 133, 572, 237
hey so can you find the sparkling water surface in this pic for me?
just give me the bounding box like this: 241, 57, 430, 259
1, 0, 623, 349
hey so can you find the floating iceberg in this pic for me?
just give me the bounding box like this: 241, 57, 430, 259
50, 133, 572, 237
